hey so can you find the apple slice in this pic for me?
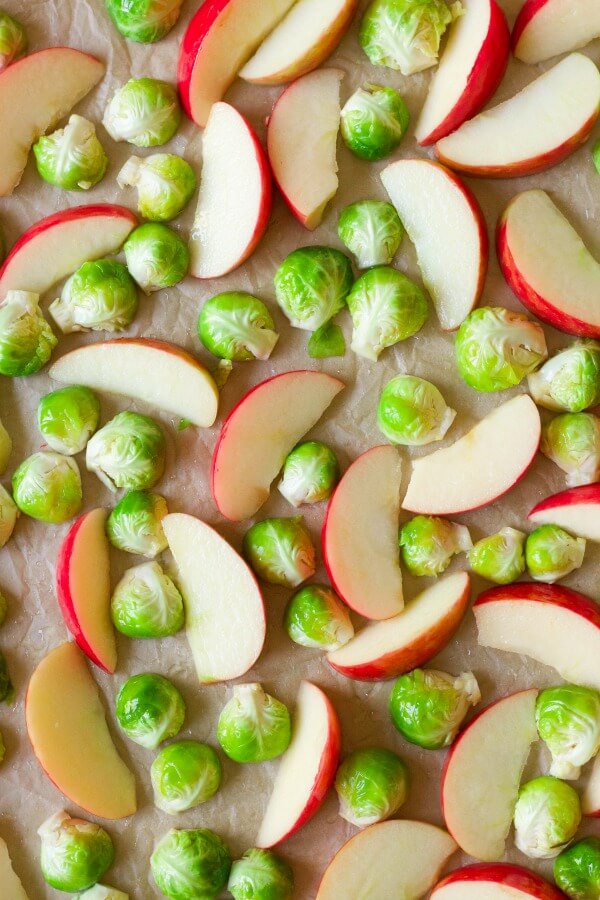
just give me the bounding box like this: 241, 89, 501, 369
529, 484, 600, 541
497, 189, 600, 339
267, 68, 343, 230
513, 0, 600, 64
432, 863, 566, 899
583, 753, 600, 816
436, 54, 600, 178
163, 513, 265, 683
474, 583, 600, 690
56, 509, 115, 675
416, 0, 510, 145
189, 103, 271, 280
26, 642, 136, 819
402, 395, 540, 515
327, 572, 470, 681
0, 837, 29, 900
442, 689, 538, 861
0, 205, 137, 300
256, 681, 340, 848
381, 159, 488, 331
212, 370, 344, 521
240, 0, 358, 85
317, 821, 457, 900
49, 338, 219, 428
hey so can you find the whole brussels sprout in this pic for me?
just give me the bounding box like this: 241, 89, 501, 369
0, 416, 11, 473
274, 246, 354, 332
38, 810, 114, 893
111, 561, 184, 639
399, 515, 472, 577
115, 672, 185, 749
278, 441, 339, 507
117, 153, 196, 221
378, 374, 456, 446
243, 517, 316, 588
347, 267, 429, 361
106, 0, 183, 42
0, 650, 13, 702
0, 484, 17, 548
198, 292, 279, 362
467, 527, 526, 584
525, 525, 586, 583
103, 78, 181, 147
37, 385, 100, 456
0, 11, 27, 71
76, 886, 128, 899
541, 413, 600, 486
307, 321, 346, 359
0, 290, 57, 376
338, 200, 404, 269
284, 584, 354, 651
33, 115, 108, 191
12, 452, 82, 523
554, 837, 600, 900
536, 685, 600, 780
389, 669, 481, 750
151, 828, 231, 900
514, 776, 581, 859
228, 848, 294, 900
50, 260, 138, 334
455, 306, 548, 392
86, 411, 166, 492
151, 740, 222, 814
341, 84, 409, 162
217, 683, 291, 764
528, 342, 600, 413
124, 223, 189, 294
106, 490, 168, 557
335, 747, 409, 827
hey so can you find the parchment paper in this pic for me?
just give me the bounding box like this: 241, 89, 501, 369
1, 1, 600, 896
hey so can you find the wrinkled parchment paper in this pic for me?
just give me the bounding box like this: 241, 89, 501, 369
1, 1, 600, 896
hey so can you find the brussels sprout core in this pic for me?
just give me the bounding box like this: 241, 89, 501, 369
541, 413, 600, 486
217, 683, 291, 764
467, 527, 526, 584
0, 484, 17, 548
198, 292, 279, 362
390, 668, 481, 750
86, 411, 166, 492
278, 441, 340, 506
0, 12, 27, 71
514, 776, 581, 859
0, 290, 57, 377
0, 417, 11, 473
37, 385, 100, 455
525, 524, 586, 583
106, 0, 184, 43
536, 684, 600, 780
38, 810, 114, 893
228, 848, 294, 900
103, 78, 181, 147
117, 153, 196, 221
243, 517, 316, 588
124, 223, 190, 293
528, 342, 600, 413
554, 836, 600, 900
151, 740, 222, 814
107, 490, 168, 557
151, 828, 231, 900
33, 115, 108, 191
12, 451, 82, 523
274, 246, 353, 332
284, 584, 354, 651
335, 747, 409, 827
400, 515, 472, 577
341, 84, 409, 161
378, 374, 456, 446
111, 561, 184, 639
115, 672, 185, 749
50, 260, 138, 334
338, 200, 404, 269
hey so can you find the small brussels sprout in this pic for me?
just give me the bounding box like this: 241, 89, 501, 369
243, 517, 316, 588
198, 292, 279, 362
0, 417, 11, 473
151, 740, 222, 814
455, 306, 548, 392
0, 484, 17, 548
377, 374, 456, 446
389, 669, 481, 750
541, 413, 600, 486
86, 411, 166, 492
467, 527, 526, 584
399, 515, 472, 577
338, 200, 404, 269
123, 223, 189, 294
528, 342, 600, 413
274, 246, 354, 332
278, 441, 339, 507
284, 584, 354, 651
307, 321, 346, 359
106, 490, 168, 557
536, 685, 600, 780
111, 561, 184, 639
554, 837, 600, 900
347, 267, 429, 361
341, 84, 409, 162
335, 747, 409, 827
0, 290, 57, 377
12, 452, 82, 523
38, 810, 114, 893
115, 672, 185, 749
76, 886, 129, 899
217, 683, 291, 764
0, 11, 27, 71
514, 776, 581, 860
103, 78, 181, 148
0, 650, 13, 702
106, 0, 183, 42
0, 592, 7, 627
525, 524, 586, 583
228, 849, 294, 900
37, 385, 100, 456
49, 260, 138, 334
33, 115, 108, 191
117, 153, 196, 221
151, 829, 231, 900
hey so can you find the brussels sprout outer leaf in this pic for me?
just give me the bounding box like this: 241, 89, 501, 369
554, 836, 600, 900
307, 322, 346, 359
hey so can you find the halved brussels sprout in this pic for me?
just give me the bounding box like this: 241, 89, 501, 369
536, 684, 600, 780
554, 837, 600, 900
103, 78, 181, 147
50, 260, 138, 334
274, 246, 354, 332
117, 153, 196, 221
525, 524, 586, 583
151, 829, 231, 900
217, 683, 291, 764
341, 84, 409, 161
38, 810, 114, 893
151, 740, 222, 814
307, 321, 346, 359
111, 561, 184, 639
0, 290, 57, 377
106, 0, 184, 42
33, 115, 108, 191
0, 11, 27, 71
86, 411, 166, 492
106, 490, 168, 557
243, 517, 316, 588
389, 669, 481, 750
399, 515, 472, 577
335, 747, 409, 827
541, 413, 600, 486
0, 417, 11, 473
37, 385, 100, 456
124, 223, 189, 294
284, 584, 354, 651
528, 342, 600, 413
115, 672, 185, 749
76, 886, 129, 899
198, 292, 279, 362
514, 776, 581, 860
0, 650, 13, 702
338, 200, 404, 269
0, 484, 17, 548
467, 527, 526, 585
12, 451, 82, 523
228, 849, 294, 900
278, 441, 339, 507
378, 374, 456, 446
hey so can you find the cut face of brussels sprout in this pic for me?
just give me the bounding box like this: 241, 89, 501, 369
106, 490, 168, 557
151, 829, 231, 900
0, 650, 12, 702
49, 260, 138, 334
0, 11, 27, 71
106, 0, 184, 43
33, 115, 108, 191
0, 290, 57, 377
377, 374, 456, 446
243, 517, 316, 588
228, 848, 294, 900
338, 200, 404, 269
151, 740, 222, 814
335, 747, 409, 827
278, 441, 339, 507
0, 484, 17, 548
124, 223, 189, 293
467, 527, 526, 585
86, 411, 166, 492
528, 342, 600, 413
284, 584, 354, 651
117, 153, 196, 221
0, 417, 11, 473
341, 84, 409, 161
536, 684, 600, 780
38, 810, 114, 893
514, 776, 581, 859
542, 413, 600, 487
525, 524, 586, 583
217, 683, 291, 764
115, 672, 185, 749
554, 836, 600, 900
103, 78, 181, 147
111, 561, 184, 639
37, 385, 100, 455
198, 292, 279, 362
399, 515, 472, 577
274, 246, 354, 332
12, 451, 82, 523
307, 321, 346, 359
390, 668, 480, 750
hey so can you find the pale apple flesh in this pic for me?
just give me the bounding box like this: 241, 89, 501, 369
0, 837, 29, 900
433, 863, 566, 899
513, 0, 600, 65
583, 751, 600, 816
529, 484, 600, 541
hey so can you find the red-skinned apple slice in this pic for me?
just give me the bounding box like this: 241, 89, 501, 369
327, 572, 470, 681
583, 753, 600, 816
256, 681, 340, 848
189, 102, 272, 280
0, 837, 29, 900
441, 689, 538, 861
432, 863, 566, 899
402, 395, 540, 515
317, 821, 457, 900
436, 54, 600, 178
529, 484, 600, 541
416, 0, 509, 145
26, 642, 136, 819
381, 159, 488, 331
474, 583, 600, 690
212, 370, 344, 521
513, 0, 600, 65
56, 509, 115, 675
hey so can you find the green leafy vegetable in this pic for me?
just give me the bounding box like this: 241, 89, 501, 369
107, 490, 168, 557
525, 524, 586, 583
198, 292, 279, 361
49, 260, 138, 334
0, 290, 57, 377
341, 84, 409, 161
124, 223, 189, 293
151, 741, 222, 814
528, 342, 600, 413
12, 451, 82, 523
228, 849, 294, 900
400, 515, 471, 576
274, 246, 354, 332
0, 417, 11, 473
467, 527, 526, 584
338, 200, 404, 269
103, 78, 181, 147
151, 829, 231, 900
117, 153, 196, 221
284, 584, 354, 651
593, 141, 600, 176
278, 441, 339, 507
106, 0, 183, 42
0, 11, 27, 71
541, 413, 600, 486
111, 561, 184, 639
37, 385, 100, 456
217, 683, 291, 764
243, 517, 316, 587
33, 115, 108, 190
514, 776, 581, 859
378, 374, 455, 445
38, 811, 114, 893
536, 684, 600, 780
307, 321, 346, 359
390, 668, 480, 749
554, 837, 600, 900
115, 672, 185, 749
86, 411, 166, 492
335, 747, 409, 827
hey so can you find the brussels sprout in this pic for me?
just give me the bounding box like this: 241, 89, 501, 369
341, 84, 409, 162
399, 515, 472, 577
377, 374, 456, 446
151, 829, 231, 900
0, 11, 26, 71
228, 848, 294, 900
338, 200, 404, 269
151, 740, 222, 814
50, 260, 138, 334
106, 490, 168, 557
0, 592, 7, 627
389, 668, 481, 750
455, 306, 548, 392
536, 685, 600, 780
335, 747, 408, 827
274, 246, 354, 332
0, 417, 11, 473
38, 810, 114, 893
103, 78, 181, 148
86, 411, 166, 492
554, 837, 600, 900
528, 342, 600, 413
541, 413, 600, 486
0, 290, 57, 376
217, 683, 291, 764
123, 223, 189, 294
243, 517, 316, 588
467, 527, 526, 585
347, 267, 429, 361
514, 776, 581, 859
525, 525, 586, 584
115, 672, 185, 749
37, 386, 100, 456
198, 292, 279, 362
307, 321, 346, 359
0, 484, 17, 548
33, 115, 108, 191
593, 141, 600, 176
106, 0, 183, 42
12, 452, 82, 523
76, 886, 129, 899
284, 584, 354, 651
0, 650, 12, 702
117, 153, 196, 221
111, 561, 184, 639
278, 441, 339, 507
